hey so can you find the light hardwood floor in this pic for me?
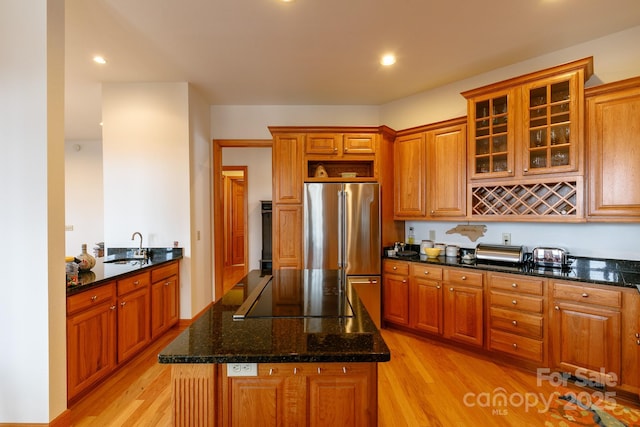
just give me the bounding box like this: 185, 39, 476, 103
69, 326, 640, 426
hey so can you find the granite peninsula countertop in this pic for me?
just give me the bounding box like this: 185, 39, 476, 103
385, 250, 640, 291
66, 248, 183, 296
158, 269, 391, 364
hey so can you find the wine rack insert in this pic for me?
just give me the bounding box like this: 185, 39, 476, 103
471, 180, 580, 218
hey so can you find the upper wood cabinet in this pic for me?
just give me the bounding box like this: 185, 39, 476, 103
586, 77, 640, 221
305, 133, 376, 156
463, 57, 592, 181
272, 133, 304, 204
394, 118, 467, 220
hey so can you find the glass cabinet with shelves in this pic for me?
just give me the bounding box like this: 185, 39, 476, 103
471, 93, 513, 179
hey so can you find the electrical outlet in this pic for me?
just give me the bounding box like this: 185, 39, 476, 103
227, 363, 258, 377
502, 233, 511, 245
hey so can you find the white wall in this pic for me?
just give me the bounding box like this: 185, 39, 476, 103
64, 140, 104, 256
0, 0, 66, 423
102, 82, 193, 316
222, 147, 273, 270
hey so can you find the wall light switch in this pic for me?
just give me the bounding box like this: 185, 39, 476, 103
65, 225, 73, 231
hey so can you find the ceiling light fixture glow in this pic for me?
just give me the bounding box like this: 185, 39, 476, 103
93, 56, 107, 65
380, 54, 396, 66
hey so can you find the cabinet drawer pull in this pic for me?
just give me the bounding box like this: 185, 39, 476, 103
342, 366, 347, 374
512, 343, 518, 349
636, 333, 640, 338
294, 368, 298, 375
461, 276, 467, 280
637, 340, 640, 346
133, 280, 140, 286
333, 147, 338, 152
581, 293, 589, 298
120, 301, 126, 307
512, 320, 517, 326
523, 168, 528, 172
511, 283, 518, 288
436, 285, 441, 289
344, 147, 348, 152
402, 279, 407, 283
554, 305, 560, 310
393, 266, 397, 270
110, 305, 116, 310
269, 368, 274, 375
317, 367, 321, 374
165, 281, 171, 286
91, 295, 98, 302
512, 300, 517, 305
449, 287, 454, 292
424, 271, 429, 275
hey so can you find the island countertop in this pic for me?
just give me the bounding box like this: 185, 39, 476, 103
158, 269, 391, 364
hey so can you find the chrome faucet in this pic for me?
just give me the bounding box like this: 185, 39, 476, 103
131, 232, 144, 256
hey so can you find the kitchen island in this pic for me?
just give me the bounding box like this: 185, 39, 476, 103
159, 269, 390, 427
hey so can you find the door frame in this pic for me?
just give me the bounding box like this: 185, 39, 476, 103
222, 166, 248, 288
212, 139, 272, 301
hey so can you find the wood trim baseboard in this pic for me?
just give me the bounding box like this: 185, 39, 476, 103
0, 409, 71, 427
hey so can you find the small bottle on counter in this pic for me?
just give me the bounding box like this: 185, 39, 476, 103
407, 227, 415, 244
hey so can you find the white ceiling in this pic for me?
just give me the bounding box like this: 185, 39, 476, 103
64, 0, 640, 140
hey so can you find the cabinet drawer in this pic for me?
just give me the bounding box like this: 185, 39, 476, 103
490, 291, 543, 313
489, 329, 544, 363
151, 262, 179, 283
67, 282, 115, 315
383, 260, 409, 276
489, 307, 543, 339
410, 264, 443, 280
489, 274, 544, 295
443, 269, 483, 287
117, 272, 150, 296
552, 282, 621, 308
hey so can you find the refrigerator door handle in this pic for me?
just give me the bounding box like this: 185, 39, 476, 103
337, 190, 345, 268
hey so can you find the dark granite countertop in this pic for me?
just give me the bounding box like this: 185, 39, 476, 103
66, 248, 183, 296
384, 251, 640, 290
158, 269, 391, 364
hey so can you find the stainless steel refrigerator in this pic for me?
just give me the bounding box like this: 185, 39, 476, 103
303, 183, 381, 325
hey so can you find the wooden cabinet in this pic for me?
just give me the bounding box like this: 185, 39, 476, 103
272, 204, 303, 269
410, 264, 443, 334
443, 269, 484, 347
586, 77, 640, 221
117, 271, 151, 363
393, 117, 467, 219
272, 133, 304, 204
382, 259, 410, 326
463, 57, 593, 221
487, 273, 546, 363
221, 363, 377, 427
550, 281, 622, 385
151, 261, 180, 339
305, 132, 376, 156
66, 282, 117, 400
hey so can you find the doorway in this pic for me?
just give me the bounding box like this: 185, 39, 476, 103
222, 166, 248, 293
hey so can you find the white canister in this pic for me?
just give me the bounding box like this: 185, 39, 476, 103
434, 243, 447, 253
420, 240, 434, 254
445, 245, 459, 257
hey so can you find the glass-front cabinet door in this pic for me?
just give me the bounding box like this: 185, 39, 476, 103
522, 74, 579, 175
469, 90, 514, 179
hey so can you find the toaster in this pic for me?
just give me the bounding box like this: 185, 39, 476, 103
532, 247, 569, 268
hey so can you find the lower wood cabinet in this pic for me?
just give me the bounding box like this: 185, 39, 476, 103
66, 282, 117, 400
67, 260, 181, 403
221, 363, 377, 427
443, 269, 484, 347
382, 259, 409, 325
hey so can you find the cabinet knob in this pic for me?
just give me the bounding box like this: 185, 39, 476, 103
344, 147, 348, 152
512, 300, 517, 305
508, 170, 512, 173
449, 287, 454, 292
461, 276, 467, 280
120, 301, 126, 307
512, 320, 517, 326
333, 147, 338, 152
511, 283, 517, 288
554, 305, 560, 310
393, 266, 397, 270
523, 168, 528, 172
110, 305, 116, 310
637, 340, 640, 345
91, 295, 98, 302
423, 271, 429, 275
133, 280, 140, 285
436, 285, 441, 289
581, 293, 589, 298
512, 343, 518, 349
430, 210, 435, 214
402, 279, 407, 283
636, 333, 640, 338
165, 281, 171, 286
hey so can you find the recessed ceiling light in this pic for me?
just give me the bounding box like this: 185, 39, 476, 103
380, 54, 396, 66
93, 56, 107, 65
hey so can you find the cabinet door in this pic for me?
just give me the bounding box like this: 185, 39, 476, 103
151, 275, 179, 339
468, 90, 515, 180
117, 286, 150, 363
444, 285, 483, 347
522, 73, 581, 176
67, 301, 116, 400
343, 133, 376, 155
272, 204, 303, 269
412, 277, 443, 334
427, 123, 467, 217
587, 81, 640, 219
550, 301, 621, 384
273, 133, 304, 204
306, 133, 341, 155
225, 376, 287, 427
308, 373, 372, 427
393, 133, 426, 218
382, 274, 409, 326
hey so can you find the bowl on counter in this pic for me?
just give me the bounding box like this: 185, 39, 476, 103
424, 247, 441, 258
